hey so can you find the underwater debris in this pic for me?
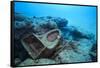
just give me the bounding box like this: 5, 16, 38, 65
14, 13, 96, 66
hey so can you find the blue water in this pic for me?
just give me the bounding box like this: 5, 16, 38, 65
14, 2, 97, 37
